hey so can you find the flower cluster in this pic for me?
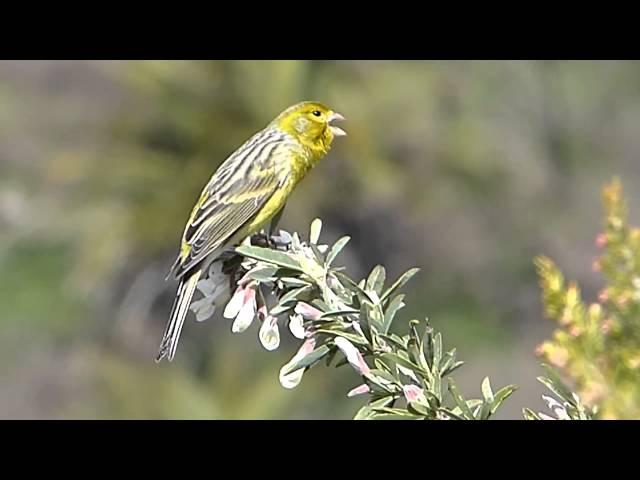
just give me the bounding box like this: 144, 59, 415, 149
534, 178, 640, 419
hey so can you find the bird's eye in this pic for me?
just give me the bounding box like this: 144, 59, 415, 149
312, 110, 322, 117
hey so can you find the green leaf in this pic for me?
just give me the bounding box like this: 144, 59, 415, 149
235, 245, 301, 271
366, 265, 386, 296
325, 347, 337, 367
443, 360, 465, 376
333, 271, 366, 296
439, 348, 456, 374
371, 407, 422, 419
380, 352, 424, 374
379, 333, 407, 350
269, 303, 295, 316
280, 345, 331, 377
315, 329, 370, 345
448, 379, 474, 419
367, 303, 385, 331
381, 294, 405, 334
481, 377, 494, 403
353, 396, 393, 420
491, 385, 518, 414
278, 277, 311, 287
320, 308, 360, 319
477, 401, 493, 420
380, 267, 420, 302
523, 408, 541, 420
309, 244, 325, 264
407, 402, 432, 418
326, 236, 350, 266
367, 369, 399, 385
278, 285, 314, 306
433, 333, 442, 369
310, 218, 322, 244
438, 408, 466, 420
245, 264, 279, 282
539, 364, 575, 402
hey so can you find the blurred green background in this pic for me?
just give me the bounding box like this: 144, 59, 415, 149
1, 60, 639, 419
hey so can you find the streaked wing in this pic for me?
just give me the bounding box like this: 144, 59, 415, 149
170, 129, 290, 279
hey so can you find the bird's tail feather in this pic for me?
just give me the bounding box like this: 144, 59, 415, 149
156, 269, 202, 362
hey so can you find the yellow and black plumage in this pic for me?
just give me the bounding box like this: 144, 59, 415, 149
156, 101, 346, 362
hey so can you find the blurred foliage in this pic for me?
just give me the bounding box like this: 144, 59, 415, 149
535, 178, 640, 419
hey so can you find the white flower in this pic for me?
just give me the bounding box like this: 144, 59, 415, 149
334, 337, 370, 376
223, 283, 257, 333
190, 261, 231, 322
279, 338, 316, 389
288, 314, 306, 339
259, 309, 280, 351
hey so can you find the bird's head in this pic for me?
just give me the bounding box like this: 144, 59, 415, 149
272, 101, 346, 153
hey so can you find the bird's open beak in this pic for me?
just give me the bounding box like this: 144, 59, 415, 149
328, 111, 346, 137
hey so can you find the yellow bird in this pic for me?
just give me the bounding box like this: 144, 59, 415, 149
156, 101, 346, 362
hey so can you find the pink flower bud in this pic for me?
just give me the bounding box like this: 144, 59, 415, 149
402, 384, 425, 404
347, 384, 371, 397
294, 302, 323, 320
334, 337, 371, 376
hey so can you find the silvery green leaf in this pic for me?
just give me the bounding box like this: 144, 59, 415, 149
320, 308, 360, 319
278, 285, 314, 306
366, 302, 384, 331
492, 385, 517, 413
523, 408, 541, 420
438, 408, 466, 420
280, 345, 331, 377
379, 333, 407, 350
367, 369, 399, 386
245, 264, 279, 282
380, 267, 420, 303
310, 218, 322, 244
326, 236, 350, 266
433, 333, 442, 369
539, 364, 574, 402
353, 396, 393, 420
278, 277, 311, 287
443, 360, 465, 376
269, 303, 294, 316
315, 329, 369, 345
381, 294, 405, 334
366, 265, 386, 296
370, 407, 422, 419
439, 348, 456, 374
448, 379, 474, 419
481, 377, 494, 403
291, 232, 301, 250
407, 401, 432, 418
235, 245, 301, 271
380, 352, 424, 374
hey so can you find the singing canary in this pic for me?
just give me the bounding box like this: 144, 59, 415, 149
156, 101, 346, 362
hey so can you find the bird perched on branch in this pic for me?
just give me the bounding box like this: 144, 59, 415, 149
156, 101, 346, 362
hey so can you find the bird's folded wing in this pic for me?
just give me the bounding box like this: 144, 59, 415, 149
170, 168, 282, 279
